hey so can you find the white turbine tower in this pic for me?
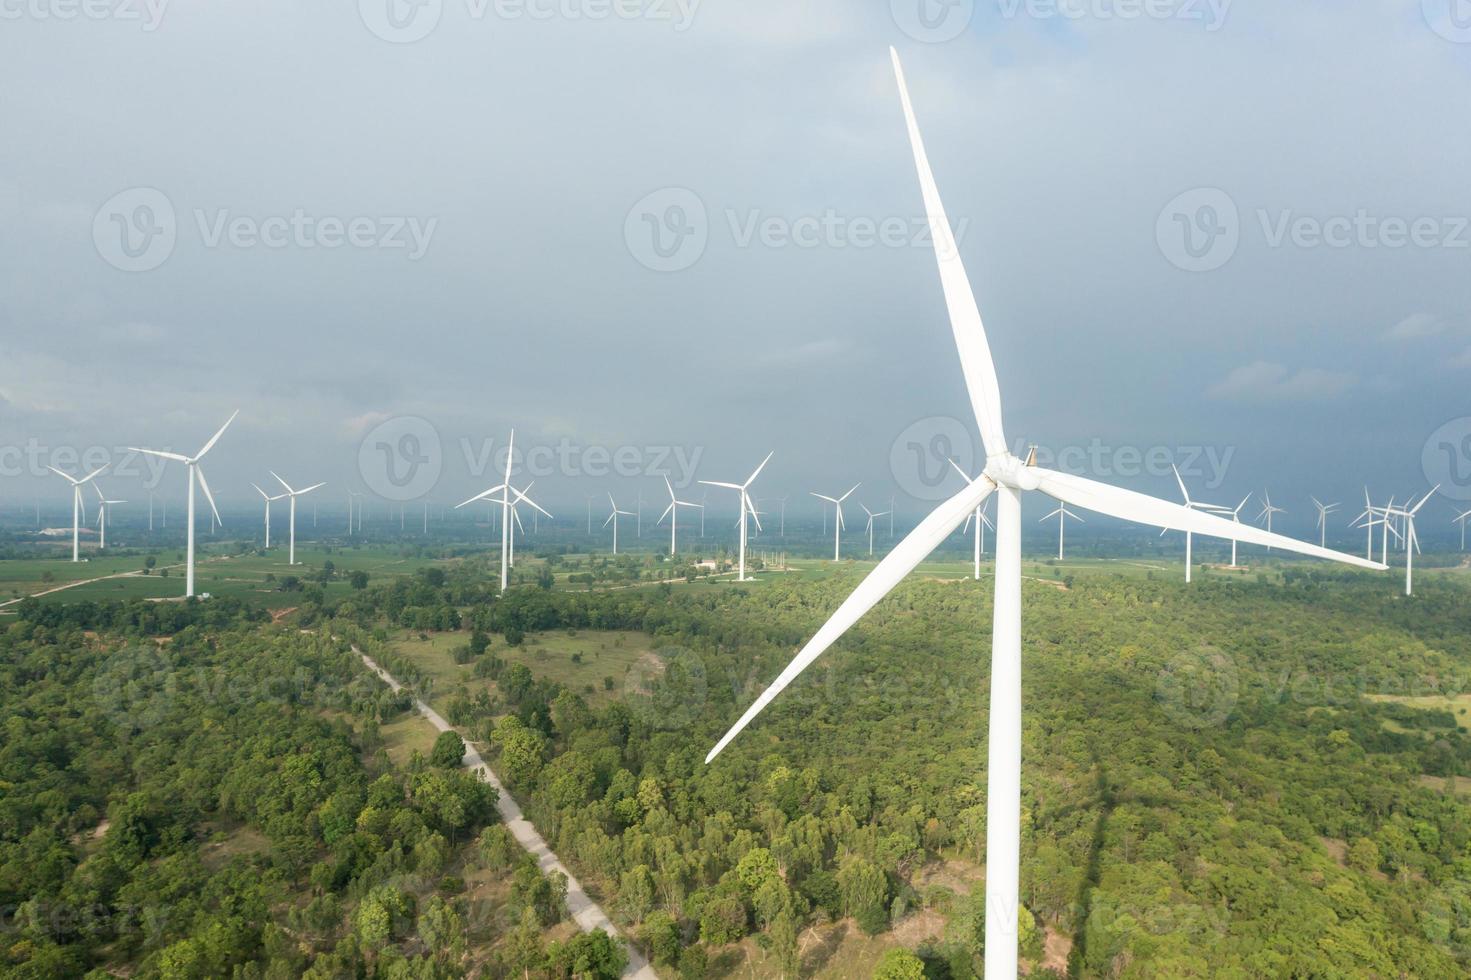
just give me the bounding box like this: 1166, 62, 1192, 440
1041, 503, 1083, 560
1385, 487, 1438, 596
1311, 497, 1340, 549
93, 484, 125, 550
131, 411, 237, 597
455, 429, 520, 592
251, 483, 285, 549
1165, 464, 1232, 583
46, 464, 107, 562
699, 452, 773, 582
810, 484, 860, 561
1225, 493, 1252, 567
603, 494, 634, 554
950, 459, 992, 579
270, 472, 325, 565
658, 476, 703, 556
860, 503, 890, 557
701, 49, 1386, 980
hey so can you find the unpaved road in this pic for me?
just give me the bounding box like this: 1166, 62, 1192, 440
355, 647, 658, 979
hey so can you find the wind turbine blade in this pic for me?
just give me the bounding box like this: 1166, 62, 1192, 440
706, 475, 996, 763
46, 465, 79, 484
891, 48, 1006, 459
270, 470, 296, 494
196, 466, 222, 526
1171, 464, 1190, 503
252, 483, 268, 499
665, 475, 676, 500
1033, 467, 1386, 571
744, 451, 775, 488
455, 488, 495, 508
947, 458, 972, 481
701, 481, 742, 490
129, 448, 189, 462
77, 465, 109, 485
811, 493, 839, 504
513, 507, 524, 534
193, 410, 239, 460
603, 512, 615, 528
659, 502, 674, 523
746, 494, 764, 532
298, 482, 326, 495
840, 484, 861, 502
1410, 485, 1441, 515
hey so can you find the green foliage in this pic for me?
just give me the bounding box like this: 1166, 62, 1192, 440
428, 730, 465, 769
872, 947, 926, 980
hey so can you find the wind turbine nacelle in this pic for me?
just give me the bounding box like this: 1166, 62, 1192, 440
985, 453, 1041, 492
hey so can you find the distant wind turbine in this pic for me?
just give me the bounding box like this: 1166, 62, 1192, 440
270, 472, 325, 565
860, 503, 890, 557
1453, 508, 1471, 551
1258, 491, 1286, 548
1385, 487, 1438, 596
1041, 503, 1083, 560
700, 452, 773, 582
93, 484, 125, 550
46, 464, 107, 561
1164, 464, 1233, 583
251, 483, 286, 548
701, 49, 1386, 980
810, 484, 859, 561
1311, 497, 1340, 549
507, 482, 551, 568
603, 494, 634, 554
949, 459, 991, 579
658, 476, 703, 556
455, 429, 520, 592
131, 411, 237, 597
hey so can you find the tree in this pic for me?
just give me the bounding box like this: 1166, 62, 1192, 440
430, 730, 466, 769
838, 856, 890, 935
546, 930, 628, 979
619, 865, 656, 924
872, 947, 926, 980
349, 570, 369, 589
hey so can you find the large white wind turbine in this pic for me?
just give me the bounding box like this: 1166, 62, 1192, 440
603, 494, 634, 554
270, 472, 325, 565
810, 484, 859, 561
1311, 497, 1340, 549
1041, 503, 1083, 560
455, 429, 520, 592
658, 476, 703, 556
93, 484, 125, 550
131, 411, 237, 597
860, 503, 890, 557
701, 50, 1386, 980
699, 452, 773, 582
46, 464, 107, 561
507, 482, 551, 568
251, 483, 285, 549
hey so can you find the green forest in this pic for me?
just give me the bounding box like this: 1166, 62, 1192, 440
4, 554, 1471, 977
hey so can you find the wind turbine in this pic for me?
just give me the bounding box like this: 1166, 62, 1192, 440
270, 472, 325, 565
93, 484, 125, 550
506, 482, 551, 569
131, 412, 236, 596
603, 494, 634, 554
1041, 503, 1083, 560
950, 459, 992, 579
860, 503, 890, 557
658, 476, 703, 556
251, 483, 285, 548
1349, 488, 1379, 561
701, 50, 1386, 980
1385, 487, 1438, 596
1311, 497, 1340, 549
455, 429, 520, 592
46, 464, 107, 561
1258, 491, 1286, 544
1164, 464, 1232, 583
1224, 493, 1252, 567
1453, 508, 1471, 551
699, 452, 773, 582
810, 484, 860, 561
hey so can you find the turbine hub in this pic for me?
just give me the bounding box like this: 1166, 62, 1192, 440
983, 452, 1041, 491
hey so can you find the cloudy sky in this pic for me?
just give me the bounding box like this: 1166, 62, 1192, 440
3, 0, 1471, 532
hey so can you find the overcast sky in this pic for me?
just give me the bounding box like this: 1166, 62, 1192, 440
4, 0, 1471, 533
